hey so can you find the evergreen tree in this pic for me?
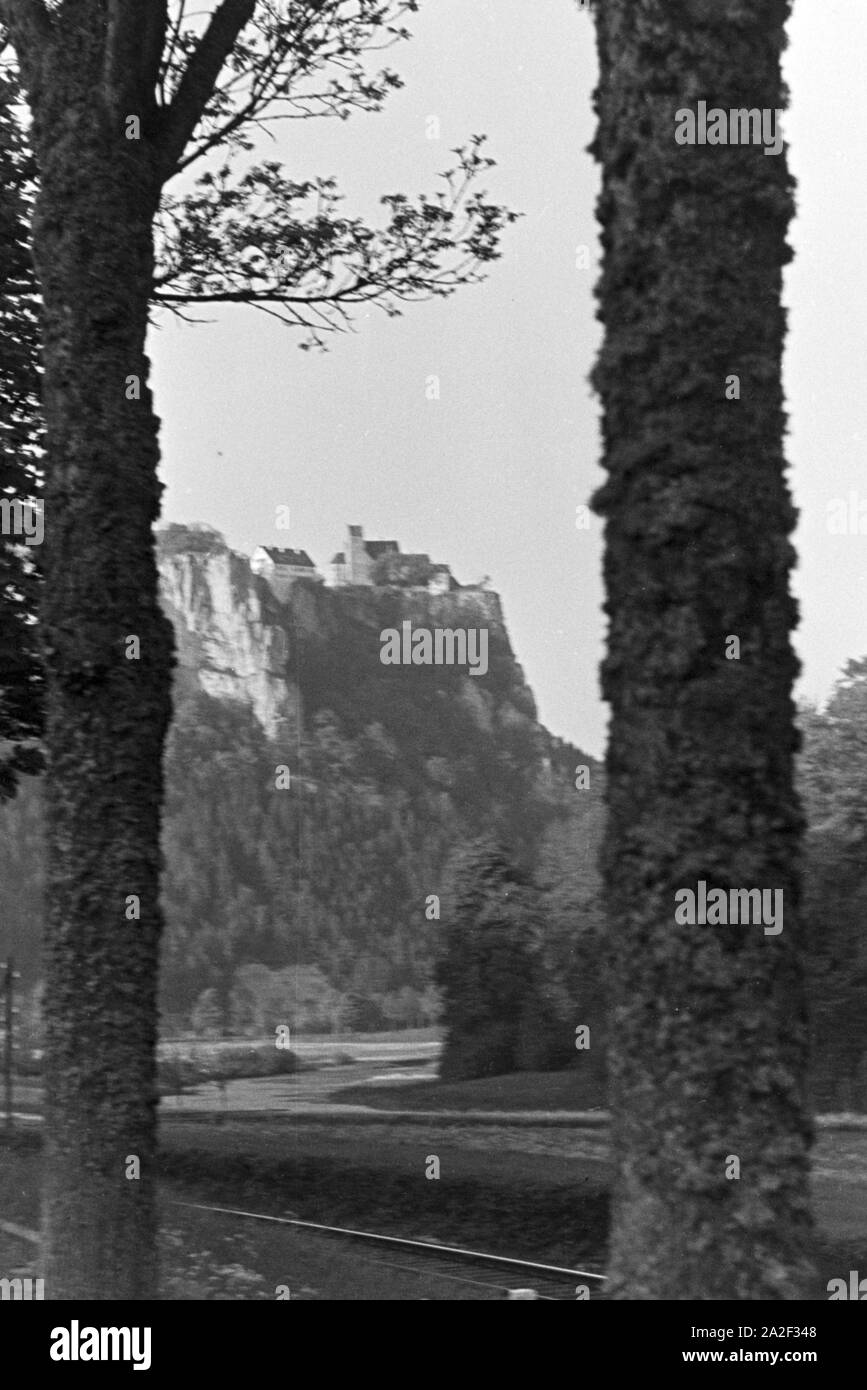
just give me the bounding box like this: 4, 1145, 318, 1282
437, 838, 565, 1080
798, 666, 867, 1111
0, 72, 42, 797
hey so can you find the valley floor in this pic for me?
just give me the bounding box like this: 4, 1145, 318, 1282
2, 1053, 865, 1299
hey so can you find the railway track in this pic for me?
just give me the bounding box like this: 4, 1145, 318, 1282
171, 1200, 608, 1300
3, 1197, 607, 1298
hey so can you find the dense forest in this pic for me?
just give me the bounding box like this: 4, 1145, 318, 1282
1, 533, 865, 1109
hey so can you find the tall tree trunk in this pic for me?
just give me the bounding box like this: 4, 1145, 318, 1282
24, 27, 174, 1300
591, 0, 814, 1297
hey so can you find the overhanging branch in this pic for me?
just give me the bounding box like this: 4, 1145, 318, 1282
158, 0, 256, 180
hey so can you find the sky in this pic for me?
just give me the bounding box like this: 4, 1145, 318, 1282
151, 0, 867, 760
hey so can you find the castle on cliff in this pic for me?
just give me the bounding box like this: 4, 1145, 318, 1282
252, 525, 490, 602
329, 525, 453, 592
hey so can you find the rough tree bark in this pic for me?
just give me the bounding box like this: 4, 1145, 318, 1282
6, 9, 174, 1299
590, 0, 815, 1297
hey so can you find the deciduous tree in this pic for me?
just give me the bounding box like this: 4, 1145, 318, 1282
0, 0, 515, 1299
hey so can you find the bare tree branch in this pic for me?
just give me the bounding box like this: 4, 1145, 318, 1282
158, 0, 256, 179
161, 1, 419, 177
158, 0, 188, 102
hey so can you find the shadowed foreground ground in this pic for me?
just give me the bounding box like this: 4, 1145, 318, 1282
2, 1101, 864, 1298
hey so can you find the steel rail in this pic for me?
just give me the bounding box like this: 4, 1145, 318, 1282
171, 1199, 607, 1282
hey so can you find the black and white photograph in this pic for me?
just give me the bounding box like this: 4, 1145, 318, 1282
0, 0, 865, 1357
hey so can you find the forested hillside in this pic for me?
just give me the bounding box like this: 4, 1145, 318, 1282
1, 530, 866, 1109
0, 527, 601, 1038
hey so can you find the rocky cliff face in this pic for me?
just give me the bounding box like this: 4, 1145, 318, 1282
158, 529, 297, 741
157, 525, 530, 752
3, 525, 596, 1011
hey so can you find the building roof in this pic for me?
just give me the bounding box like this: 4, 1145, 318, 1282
365, 540, 399, 559
331, 552, 345, 564
261, 547, 316, 568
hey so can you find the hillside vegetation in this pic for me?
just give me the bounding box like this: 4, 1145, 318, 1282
2, 532, 866, 1109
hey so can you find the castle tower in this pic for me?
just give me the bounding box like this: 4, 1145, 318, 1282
347, 525, 372, 585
